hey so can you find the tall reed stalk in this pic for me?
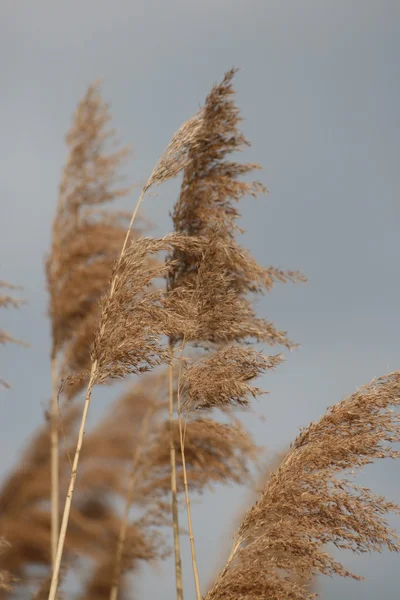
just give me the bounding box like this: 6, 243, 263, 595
47, 109, 206, 600
46, 80, 132, 574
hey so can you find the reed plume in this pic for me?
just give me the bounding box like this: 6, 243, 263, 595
83, 369, 258, 599
45, 80, 132, 567
47, 99, 208, 600
166, 68, 305, 598
0, 382, 165, 597
91, 235, 201, 385
0, 366, 256, 598
207, 372, 400, 600
207, 450, 319, 597
169, 68, 305, 304
149, 417, 259, 491
180, 346, 282, 412
0, 405, 98, 593
98, 374, 259, 499
46, 80, 131, 361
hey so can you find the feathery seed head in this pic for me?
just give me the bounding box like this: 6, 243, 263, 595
207, 372, 400, 600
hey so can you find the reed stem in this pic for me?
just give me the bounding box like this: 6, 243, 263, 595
50, 355, 59, 568
177, 340, 201, 600
169, 355, 184, 600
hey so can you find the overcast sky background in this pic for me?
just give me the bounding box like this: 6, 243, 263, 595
1, 0, 400, 598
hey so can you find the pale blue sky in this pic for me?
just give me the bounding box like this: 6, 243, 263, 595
1, 1, 400, 598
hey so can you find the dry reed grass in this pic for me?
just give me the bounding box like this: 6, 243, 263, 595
87, 372, 258, 599
47, 74, 214, 599
180, 346, 282, 412
91, 235, 203, 384
45, 79, 134, 567
206, 450, 319, 597
165, 68, 304, 599
0, 339, 258, 596
0, 67, 396, 600
169, 69, 305, 309
0, 378, 167, 597
46, 81, 131, 361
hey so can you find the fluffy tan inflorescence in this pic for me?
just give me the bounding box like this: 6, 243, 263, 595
205, 450, 319, 596
0, 408, 94, 578
171, 69, 264, 242
207, 372, 400, 600
46, 77, 234, 600
166, 233, 293, 348
163, 69, 304, 599
44, 82, 136, 572
58, 90, 214, 388
0, 381, 165, 597
165, 67, 305, 428
181, 346, 283, 412
91, 234, 204, 384
144, 417, 259, 495
145, 110, 206, 191
0, 282, 23, 316
0, 364, 260, 596
59, 372, 257, 593
46, 80, 132, 374
77, 520, 162, 600
79, 559, 128, 600
79, 371, 258, 503
169, 69, 305, 319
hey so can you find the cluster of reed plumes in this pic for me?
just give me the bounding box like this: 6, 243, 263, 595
1, 68, 399, 600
